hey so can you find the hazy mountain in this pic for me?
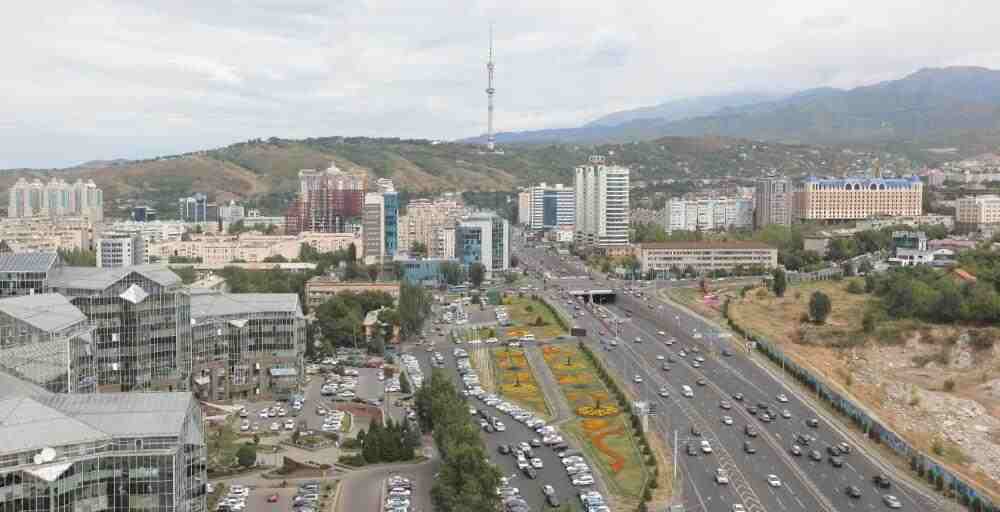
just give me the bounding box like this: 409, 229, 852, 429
473, 67, 1000, 146
586, 92, 782, 127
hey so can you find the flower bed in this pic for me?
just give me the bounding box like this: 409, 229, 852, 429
491, 347, 549, 416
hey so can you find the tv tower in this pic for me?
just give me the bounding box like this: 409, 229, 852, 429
486, 23, 496, 152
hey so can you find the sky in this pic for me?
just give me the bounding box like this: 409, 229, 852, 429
4, 1, 1000, 169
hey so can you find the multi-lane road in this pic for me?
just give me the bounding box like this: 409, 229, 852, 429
516, 242, 944, 512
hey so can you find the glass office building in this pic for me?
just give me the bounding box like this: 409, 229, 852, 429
456, 213, 510, 274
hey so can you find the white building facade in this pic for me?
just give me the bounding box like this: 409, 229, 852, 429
662, 197, 753, 233
574, 156, 630, 247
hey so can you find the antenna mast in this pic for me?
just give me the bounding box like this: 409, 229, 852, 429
486, 23, 496, 152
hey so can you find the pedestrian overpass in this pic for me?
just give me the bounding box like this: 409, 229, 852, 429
568, 289, 616, 303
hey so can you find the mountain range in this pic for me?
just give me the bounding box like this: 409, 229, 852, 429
471, 66, 1000, 147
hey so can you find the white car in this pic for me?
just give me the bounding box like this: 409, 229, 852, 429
657, 330, 666, 336
721, 416, 733, 425
494, 422, 506, 432
766, 474, 781, 487
732, 506, 746, 512
715, 468, 729, 484
572, 474, 594, 486
530, 458, 543, 469
633, 375, 643, 383
656, 355, 665, 361
658, 387, 670, 397
269, 422, 280, 432
701, 440, 713, 453
776, 394, 789, 403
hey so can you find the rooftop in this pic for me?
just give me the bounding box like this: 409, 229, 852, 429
639, 241, 776, 251
0, 293, 87, 333
0, 252, 60, 273
191, 292, 303, 320
46, 265, 180, 291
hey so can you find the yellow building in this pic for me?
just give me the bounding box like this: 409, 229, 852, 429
955, 195, 1000, 226
795, 177, 923, 221
638, 241, 778, 274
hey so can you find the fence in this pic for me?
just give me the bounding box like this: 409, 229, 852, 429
725, 303, 998, 512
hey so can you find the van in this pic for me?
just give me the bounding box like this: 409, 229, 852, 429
681, 385, 694, 398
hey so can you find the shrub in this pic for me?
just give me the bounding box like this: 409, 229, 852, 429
808, 291, 832, 324
846, 280, 864, 294
943, 379, 956, 392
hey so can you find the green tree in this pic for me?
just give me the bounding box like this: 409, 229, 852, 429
440, 261, 465, 286
410, 241, 428, 259
858, 259, 874, 275
808, 291, 832, 324
469, 263, 486, 288
262, 254, 287, 263
772, 268, 787, 297
173, 266, 198, 284
510, 254, 519, 268
398, 281, 432, 339
236, 443, 257, 467
228, 220, 248, 235
400, 371, 412, 394
59, 248, 97, 266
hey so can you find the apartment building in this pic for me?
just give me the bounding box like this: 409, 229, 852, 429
45, 265, 193, 393
285, 164, 365, 235
574, 156, 630, 247
754, 177, 793, 228
521, 183, 575, 230
97, 235, 146, 268
955, 195, 1000, 227
518, 191, 532, 225
361, 180, 399, 265
103, 220, 187, 245
0, 217, 94, 252
149, 232, 361, 265
396, 198, 465, 258
637, 241, 778, 274
190, 292, 306, 400
794, 177, 923, 221
456, 212, 510, 274
0, 293, 97, 393
8, 177, 103, 221
662, 197, 753, 233
304, 277, 401, 309
0, 378, 207, 512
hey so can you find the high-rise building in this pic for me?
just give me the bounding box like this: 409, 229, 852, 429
663, 197, 753, 233
218, 200, 246, 226
8, 177, 103, 221
97, 234, 146, 268
285, 164, 365, 235
574, 156, 630, 247
794, 177, 923, 221
178, 193, 210, 223
517, 191, 532, 225
131, 205, 157, 222
397, 199, 465, 258
381, 183, 399, 260
456, 212, 510, 274
525, 183, 574, 230
362, 193, 385, 265
955, 195, 1000, 227
754, 177, 793, 228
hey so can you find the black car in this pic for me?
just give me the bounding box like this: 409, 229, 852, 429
873, 475, 892, 489
795, 433, 812, 446
757, 402, 770, 411
830, 456, 844, 468
806, 418, 820, 428
691, 426, 702, 437
498, 444, 511, 455
523, 467, 538, 479
809, 450, 822, 461
747, 406, 758, 416
733, 393, 744, 401
661, 363, 671, 371
552, 442, 569, 451
745, 425, 758, 437
826, 445, 840, 456
743, 441, 756, 454
845, 486, 862, 498
545, 494, 560, 508
686, 443, 698, 456
722, 348, 732, 357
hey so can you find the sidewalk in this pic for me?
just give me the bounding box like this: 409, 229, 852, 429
523, 345, 572, 424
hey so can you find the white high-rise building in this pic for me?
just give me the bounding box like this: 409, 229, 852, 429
527, 183, 574, 230
97, 235, 146, 268
362, 192, 386, 265
456, 212, 510, 274
574, 156, 630, 247
662, 197, 753, 233
8, 177, 103, 221
517, 191, 532, 226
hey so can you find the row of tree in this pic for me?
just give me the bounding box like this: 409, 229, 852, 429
415, 369, 501, 512
866, 266, 1000, 324
357, 417, 421, 464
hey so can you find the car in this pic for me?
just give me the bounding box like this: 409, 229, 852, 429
571, 474, 594, 486
806, 418, 820, 428
270, 422, 280, 432
747, 406, 758, 416
883, 495, 902, 509
523, 467, 538, 479
696, 378, 707, 386
633, 375, 643, 383
541, 485, 555, 497
484, 424, 495, 433
517, 458, 530, 470
657, 330, 667, 336
873, 475, 892, 489
721, 416, 733, 425
686, 443, 698, 456
715, 468, 730, 484
766, 474, 781, 487
634, 337, 642, 343
494, 421, 506, 432
809, 450, 822, 461
759, 412, 772, 423
732, 506, 746, 512
732, 393, 744, 401
692, 361, 702, 368
656, 355, 665, 361
530, 458, 543, 469
776, 393, 789, 403
498, 444, 511, 455
722, 348, 732, 356
743, 442, 756, 454
789, 444, 802, 456
781, 409, 792, 419
661, 363, 671, 371
845, 486, 862, 498
666, 355, 676, 363
830, 456, 844, 468
744, 425, 758, 437
838, 442, 852, 454
690, 426, 702, 436
700, 440, 713, 453
678, 350, 686, 357
530, 438, 543, 448
658, 387, 670, 397
267, 494, 279, 503
546, 494, 560, 507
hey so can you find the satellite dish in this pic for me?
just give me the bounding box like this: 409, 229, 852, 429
39, 448, 56, 463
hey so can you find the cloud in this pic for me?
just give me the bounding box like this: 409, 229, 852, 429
2, 0, 1000, 168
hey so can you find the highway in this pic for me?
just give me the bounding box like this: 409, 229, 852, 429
516, 240, 944, 512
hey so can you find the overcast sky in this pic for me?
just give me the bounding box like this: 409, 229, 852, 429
4, 1, 1000, 168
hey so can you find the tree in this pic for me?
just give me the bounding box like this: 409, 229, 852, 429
440, 261, 465, 286
400, 371, 412, 394
510, 254, 519, 268
228, 220, 248, 235
772, 268, 787, 297
348, 243, 358, 262
410, 241, 428, 259
809, 291, 832, 324
262, 254, 288, 263
366, 264, 381, 282
173, 266, 198, 284
398, 281, 432, 339
236, 443, 257, 467
858, 259, 874, 275
469, 263, 486, 288
59, 248, 97, 266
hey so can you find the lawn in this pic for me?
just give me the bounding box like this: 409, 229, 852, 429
499, 295, 567, 341
542, 344, 646, 500
491, 347, 549, 416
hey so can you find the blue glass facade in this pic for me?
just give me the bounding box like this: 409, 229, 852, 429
542, 192, 559, 228
399, 258, 458, 284
383, 192, 399, 258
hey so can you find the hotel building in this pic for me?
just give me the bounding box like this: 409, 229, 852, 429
794, 177, 923, 221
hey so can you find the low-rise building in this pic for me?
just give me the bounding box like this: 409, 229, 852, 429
190, 292, 306, 401
397, 257, 459, 285
0, 252, 61, 298
0, 217, 94, 252
955, 194, 1000, 228
304, 276, 401, 309
637, 241, 778, 274
150, 231, 360, 265
97, 234, 146, 268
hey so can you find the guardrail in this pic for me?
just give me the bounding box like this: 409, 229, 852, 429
724, 301, 999, 512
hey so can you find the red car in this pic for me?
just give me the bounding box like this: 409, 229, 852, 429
267, 494, 279, 503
